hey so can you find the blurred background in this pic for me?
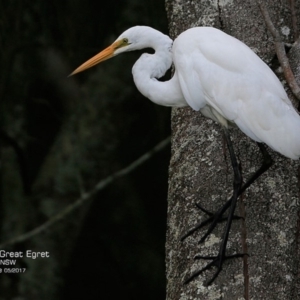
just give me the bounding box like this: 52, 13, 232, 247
0, 0, 170, 299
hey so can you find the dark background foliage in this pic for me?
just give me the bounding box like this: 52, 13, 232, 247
0, 0, 170, 299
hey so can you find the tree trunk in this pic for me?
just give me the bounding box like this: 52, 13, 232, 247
165, 0, 300, 299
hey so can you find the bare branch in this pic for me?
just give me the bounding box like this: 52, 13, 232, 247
0, 137, 171, 248
257, 1, 300, 101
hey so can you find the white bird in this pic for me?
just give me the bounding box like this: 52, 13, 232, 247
71, 26, 300, 159
71, 26, 300, 285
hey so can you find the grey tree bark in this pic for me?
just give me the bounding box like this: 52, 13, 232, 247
165, 0, 300, 299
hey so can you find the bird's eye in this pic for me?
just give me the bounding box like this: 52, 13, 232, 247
123, 38, 129, 44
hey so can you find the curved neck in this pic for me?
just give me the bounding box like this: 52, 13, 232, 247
131, 30, 187, 107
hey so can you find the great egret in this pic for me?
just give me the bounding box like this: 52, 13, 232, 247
71, 26, 300, 285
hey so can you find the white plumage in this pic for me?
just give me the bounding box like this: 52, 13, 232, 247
71, 26, 300, 159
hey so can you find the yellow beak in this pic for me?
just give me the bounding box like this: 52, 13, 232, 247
70, 40, 122, 76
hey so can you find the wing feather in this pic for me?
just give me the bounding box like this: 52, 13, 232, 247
173, 27, 300, 158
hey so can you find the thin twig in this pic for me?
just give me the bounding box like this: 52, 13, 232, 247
290, 0, 299, 40
257, 1, 300, 101
0, 137, 171, 248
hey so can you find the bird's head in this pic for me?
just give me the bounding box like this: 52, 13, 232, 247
70, 27, 149, 76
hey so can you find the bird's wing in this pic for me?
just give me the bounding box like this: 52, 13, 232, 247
173, 27, 300, 158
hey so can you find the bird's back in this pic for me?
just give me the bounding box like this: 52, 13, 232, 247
173, 27, 300, 159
